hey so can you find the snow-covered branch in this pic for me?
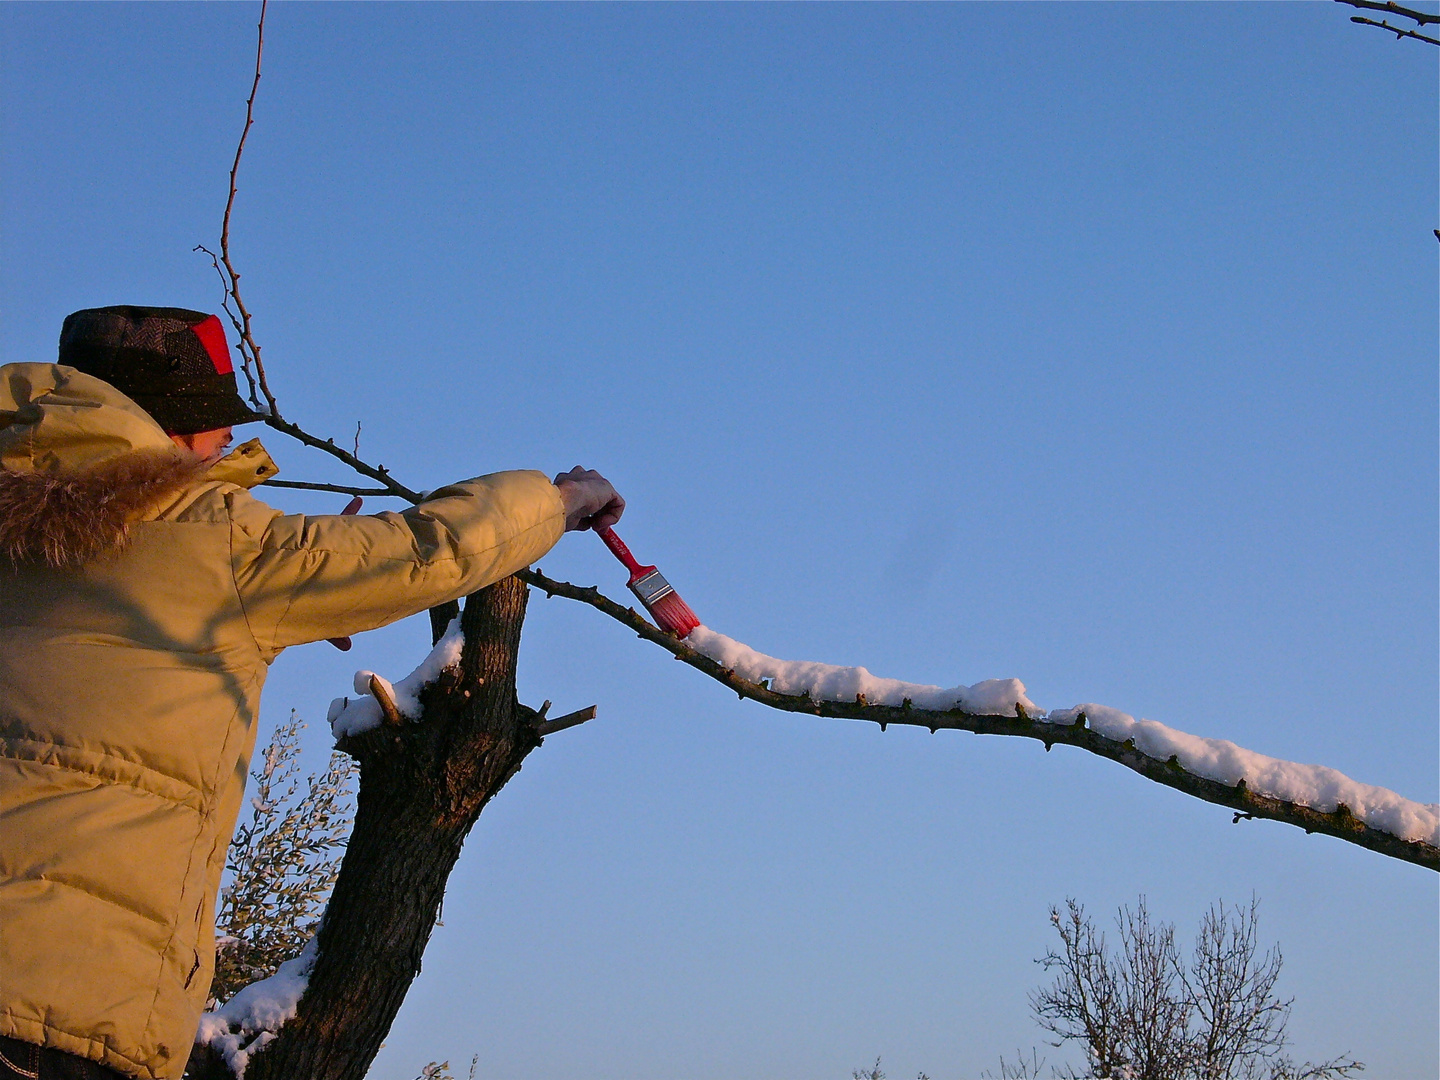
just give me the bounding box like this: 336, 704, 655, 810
518, 568, 1440, 872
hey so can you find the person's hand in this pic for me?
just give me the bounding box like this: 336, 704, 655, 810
553, 467, 625, 532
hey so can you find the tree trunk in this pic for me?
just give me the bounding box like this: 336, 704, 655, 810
206, 576, 541, 1080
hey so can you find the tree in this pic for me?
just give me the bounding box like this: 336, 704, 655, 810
184, 5, 1436, 1078
1029, 897, 1362, 1080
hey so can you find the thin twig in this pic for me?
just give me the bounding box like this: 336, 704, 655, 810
518, 567, 1439, 873
218, 0, 282, 418
193, 243, 261, 408
200, 0, 430, 504
1335, 0, 1439, 26
261, 480, 400, 497
1347, 14, 1440, 43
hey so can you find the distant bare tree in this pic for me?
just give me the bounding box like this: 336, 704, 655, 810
980, 1049, 1048, 1080
411, 1058, 477, 1080
849, 1056, 932, 1080
1030, 898, 1363, 1080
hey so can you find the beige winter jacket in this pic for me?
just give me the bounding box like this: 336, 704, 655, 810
0, 363, 565, 1079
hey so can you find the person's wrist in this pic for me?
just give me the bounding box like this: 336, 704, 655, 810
554, 480, 585, 531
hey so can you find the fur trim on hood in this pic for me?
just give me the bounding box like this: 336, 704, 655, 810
0, 451, 211, 568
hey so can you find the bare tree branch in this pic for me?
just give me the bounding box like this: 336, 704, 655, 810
260, 480, 400, 497
192, 244, 261, 409
1347, 14, 1440, 44
199, 1, 428, 504
217, 0, 281, 417
1335, 0, 1440, 44
261, 416, 425, 501
518, 567, 1440, 872
1335, 0, 1439, 27
366, 675, 405, 728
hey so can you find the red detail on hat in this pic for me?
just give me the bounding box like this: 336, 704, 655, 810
190, 315, 234, 375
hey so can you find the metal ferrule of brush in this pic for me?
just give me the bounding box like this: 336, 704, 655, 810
628, 569, 676, 608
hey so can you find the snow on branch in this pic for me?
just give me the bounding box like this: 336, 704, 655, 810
519, 567, 1440, 872
689, 625, 1038, 715
1042, 703, 1437, 846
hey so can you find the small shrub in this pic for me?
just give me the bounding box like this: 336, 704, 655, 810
209, 712, 355, 1007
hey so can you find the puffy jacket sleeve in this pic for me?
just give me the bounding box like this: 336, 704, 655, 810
227, 469, 565, 654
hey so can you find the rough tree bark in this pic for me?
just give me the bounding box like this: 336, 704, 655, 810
192, 575, 547, 1080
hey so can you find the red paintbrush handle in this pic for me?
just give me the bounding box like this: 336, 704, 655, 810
596, 525, 647, 577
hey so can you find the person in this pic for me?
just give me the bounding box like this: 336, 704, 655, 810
0, 306, 623, 1080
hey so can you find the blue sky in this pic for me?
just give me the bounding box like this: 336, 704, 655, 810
2, 3, 1436, 1077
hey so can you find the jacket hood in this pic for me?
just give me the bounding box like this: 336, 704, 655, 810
0, 363, 277, 567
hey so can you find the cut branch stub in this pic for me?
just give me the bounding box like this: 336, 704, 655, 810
536, 705, 598, 737
367, 675, 404, 728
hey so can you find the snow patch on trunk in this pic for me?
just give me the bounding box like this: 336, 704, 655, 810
194, 936, 317, 1078
327, 616, 465, 737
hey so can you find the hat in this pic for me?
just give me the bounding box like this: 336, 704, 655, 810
58, 305, 265, 435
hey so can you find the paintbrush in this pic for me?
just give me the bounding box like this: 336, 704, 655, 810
596, 525, 701, 637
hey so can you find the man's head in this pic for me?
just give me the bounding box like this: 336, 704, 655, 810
57, 306, 263, 437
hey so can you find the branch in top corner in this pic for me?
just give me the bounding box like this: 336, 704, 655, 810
205, 13, 426, 508
1334, 0, 1440, 44
1334, 0, 1439, 27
